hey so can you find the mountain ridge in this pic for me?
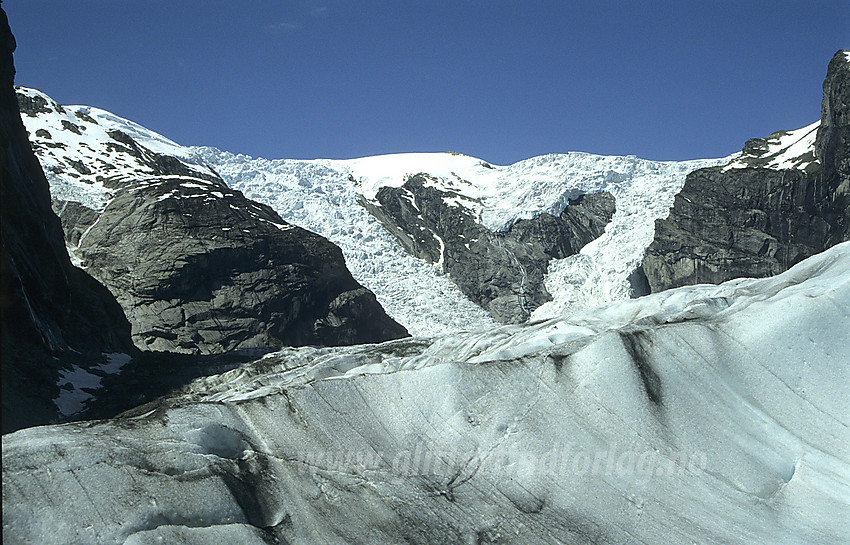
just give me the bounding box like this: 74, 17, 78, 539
18, 87, 737, 333
2, 5, 848, 542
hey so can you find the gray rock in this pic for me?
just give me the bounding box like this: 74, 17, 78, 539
362, 173, 615, 323
11, 89, 410, 354
69, 173, 409, 354
0, 9, 137, 433
642, 50, 850, 292
641, 167, 833, 290
52, 199, 99, 246
15, 87, 51, 116
742, 137, 770, 157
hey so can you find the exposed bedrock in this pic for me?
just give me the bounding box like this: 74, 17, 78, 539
361, 173, 615, 323
65, 175, 409, 354
12, 86, 411, 354
642, 50, 850, 292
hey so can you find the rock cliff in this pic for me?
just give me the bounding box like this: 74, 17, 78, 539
815, 50, 850, 244
0, 8, 136, 433
642, 50, 850, 291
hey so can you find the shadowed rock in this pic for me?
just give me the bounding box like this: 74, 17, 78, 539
0, 7, 136, 433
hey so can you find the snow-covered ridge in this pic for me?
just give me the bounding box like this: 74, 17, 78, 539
19, 86, 732, 335
16, 87, 218, 211
723, 120, 820, 172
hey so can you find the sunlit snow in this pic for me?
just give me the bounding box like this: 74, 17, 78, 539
723, 120, 820, 172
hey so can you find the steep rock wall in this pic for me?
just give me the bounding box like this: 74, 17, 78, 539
642, 50, 850, 292
0, 7, 136, 432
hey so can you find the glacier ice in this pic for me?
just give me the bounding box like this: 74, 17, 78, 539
4, 242, 848, 544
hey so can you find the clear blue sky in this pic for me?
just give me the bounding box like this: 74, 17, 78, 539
4, 1, 848, 164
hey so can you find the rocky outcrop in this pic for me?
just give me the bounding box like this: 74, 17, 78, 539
815, 50, 850, 244
0, 7, 137, 433
362, 173, 615, 322
642, 50, 850, 292
11, 85, 409, 354
640, 167, 833, 289
63, 170, 409, 354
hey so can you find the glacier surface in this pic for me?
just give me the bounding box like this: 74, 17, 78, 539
4, 242, 849, 544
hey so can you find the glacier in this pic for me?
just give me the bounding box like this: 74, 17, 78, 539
4, 241, 849, 544
176, 150, 733, 332
18, 86, 745, 335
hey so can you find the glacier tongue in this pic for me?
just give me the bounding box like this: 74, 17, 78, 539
4, 242, 849, 545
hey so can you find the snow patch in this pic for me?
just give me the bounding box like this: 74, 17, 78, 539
723, 121, 819, 172
53, 353, 132, 417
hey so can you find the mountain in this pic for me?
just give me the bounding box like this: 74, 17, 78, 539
17, 89, 729, 334
15, 87, 408, 355
642, 50, 850, 291
4, 240, 848, 544
0, 8, 137, 433
3, 2, 847, 540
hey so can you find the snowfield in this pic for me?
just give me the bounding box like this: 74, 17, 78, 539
4, 242, 849, 544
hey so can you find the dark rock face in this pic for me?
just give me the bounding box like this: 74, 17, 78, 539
0, 8, 136, 433
815, 50, 850, 244
641, 167, 833, 289
61, 170, 408, 354
642, 50, 850, 292
361, 174, 615, 322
